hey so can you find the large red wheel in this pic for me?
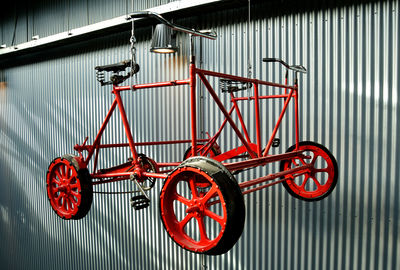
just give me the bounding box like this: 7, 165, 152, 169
280, 141, 338, 201
160, 157, 245, 255
46, 154, 93, 219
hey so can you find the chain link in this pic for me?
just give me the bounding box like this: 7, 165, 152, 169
130, 19, 137, 88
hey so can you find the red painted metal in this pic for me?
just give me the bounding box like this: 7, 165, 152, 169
159, 165, 228, 253
47, 157, 83, 218
115, 79, 190, 91
198, 72, 257, 158
230, 92, 251, 143
190, 63, 197, 156
262, 88, 296, 157
281, 143, 337, 199
241, 179, 286, 195
239, 163, 313, 190
214, 144, 258, 162
67, 55, 313, 203
78, 99, 118, 164
92, 171, 168, 180
199, 106, 235, 158
253, 83, 262, 156
47, 13, 339, 255
233, 94, 291, 101
113, 89, 139, 162
92, 176, 131, 185
81, 139, 209, 150
294, 86, 300, 149
224, 150, 306, 171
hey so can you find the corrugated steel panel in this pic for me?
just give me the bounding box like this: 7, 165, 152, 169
0, 1, 399, 269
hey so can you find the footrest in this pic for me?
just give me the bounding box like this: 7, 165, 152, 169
130, 195, 150, 210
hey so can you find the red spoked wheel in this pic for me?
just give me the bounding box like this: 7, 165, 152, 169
280, 141, 338, 201
183, 144, 220, 160
46, 154, 93, 219
160, 156, 245, 255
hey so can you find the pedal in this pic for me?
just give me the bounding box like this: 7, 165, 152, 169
272, 138, 280, 147
130, 195, 150, 210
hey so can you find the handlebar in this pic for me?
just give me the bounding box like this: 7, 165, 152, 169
263, 58, 307, 74
129, 11, 217, 40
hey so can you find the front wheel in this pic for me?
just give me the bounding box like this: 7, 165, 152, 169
280, 141, 338, 201
46, 154, 93, 219
160, 156, 245, 255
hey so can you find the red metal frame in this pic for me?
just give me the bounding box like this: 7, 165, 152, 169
73, 60, 306, 194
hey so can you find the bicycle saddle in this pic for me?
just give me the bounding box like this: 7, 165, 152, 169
263, 58, 307, 73
95, 60, 135, 73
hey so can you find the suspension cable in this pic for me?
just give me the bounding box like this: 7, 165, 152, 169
247, 0, 252, 79
129, 0, 137, 89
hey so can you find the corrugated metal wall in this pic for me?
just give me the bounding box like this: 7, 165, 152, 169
0, 1, 399, 269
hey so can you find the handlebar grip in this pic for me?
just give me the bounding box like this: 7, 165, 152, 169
262, 58, 290, 69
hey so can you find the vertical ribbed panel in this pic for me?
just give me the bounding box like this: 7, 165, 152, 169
0, 1, 399, 270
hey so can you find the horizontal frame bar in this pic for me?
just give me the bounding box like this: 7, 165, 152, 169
81, 138, 209, 150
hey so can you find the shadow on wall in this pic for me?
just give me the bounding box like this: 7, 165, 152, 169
0, 90, 164, 269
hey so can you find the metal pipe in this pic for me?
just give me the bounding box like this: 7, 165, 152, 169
129, 11, 217, 40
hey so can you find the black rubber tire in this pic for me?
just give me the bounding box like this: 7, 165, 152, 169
160, 156, 245, 255
46, 154, 93, 220
280, 141, 338, 201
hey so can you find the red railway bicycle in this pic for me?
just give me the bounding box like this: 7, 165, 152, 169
46, 12, 338, 255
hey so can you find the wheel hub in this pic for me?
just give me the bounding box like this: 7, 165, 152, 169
186, 199, 205, 216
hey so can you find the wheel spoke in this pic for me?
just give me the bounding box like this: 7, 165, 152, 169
291, 159, 298, 167
174, 193, 191, 206
311, 153, 319, 165
300, 175, 309, 188
69, 182, 79, 189
178, 213, 195, 230
311, 176, 322, 188
55, 171, 63, 182
196, 216, 209, 242
60, 165, 66, 178
315, 168, 329, 173
55, 196, 62, 206
204, 209, 225, 226
188, 177, 198, 199
200, 185, 218, 204
68, 196, 77, 208
67, 175, 74, 183
62, 197, 68, 211
66, 167, 71, 179
70, 190, 80, 198
52, 186, 60, 194
299, 157, 307, 166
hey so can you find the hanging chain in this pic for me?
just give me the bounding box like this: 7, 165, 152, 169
130, 19, 137, 89
247, 0, 252, 79
247, 0, 253, 99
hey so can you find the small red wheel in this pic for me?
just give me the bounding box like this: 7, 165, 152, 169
183, 144, 220, 160
280, 141, 338, 201
46, 154, 93, 219
160, 157, 245, 255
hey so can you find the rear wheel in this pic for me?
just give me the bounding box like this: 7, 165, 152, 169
46, 154, 93, 219
280, 141, 338, 201
160, 156, 245, 255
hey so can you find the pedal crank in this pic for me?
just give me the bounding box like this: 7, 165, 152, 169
130, 174, 151, 210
